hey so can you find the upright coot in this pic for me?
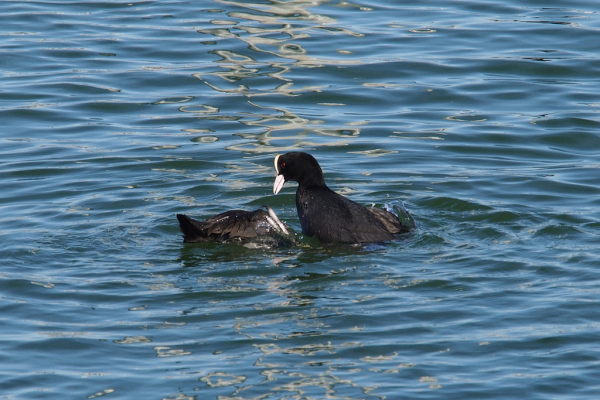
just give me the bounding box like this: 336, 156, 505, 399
273, 152, 414, 244
177, 206, 293, 245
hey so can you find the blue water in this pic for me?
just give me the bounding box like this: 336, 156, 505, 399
2, 1, 600, 399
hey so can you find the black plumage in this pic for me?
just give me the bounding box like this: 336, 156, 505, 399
176, 206, 291, 244
273, 152, 414, 244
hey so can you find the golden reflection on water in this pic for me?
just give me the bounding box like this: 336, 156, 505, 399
160, 248, 433, 400
200, 371, 247, 387
225, 102, 357, 153
196, 0, 364, 87
177, 267, 422, 399
191, 0, 376, 153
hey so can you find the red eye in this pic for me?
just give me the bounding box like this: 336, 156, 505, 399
281, 162, 286, 168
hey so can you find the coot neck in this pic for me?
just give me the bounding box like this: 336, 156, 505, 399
293, 156, 327, 190
297, 172, 327, 190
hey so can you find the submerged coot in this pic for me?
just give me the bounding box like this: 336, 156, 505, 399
273, 152, 414, 244
177, 206, 292, 244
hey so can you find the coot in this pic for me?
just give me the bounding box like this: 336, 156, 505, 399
177, 206, 293, 245
273, 152, 414, 244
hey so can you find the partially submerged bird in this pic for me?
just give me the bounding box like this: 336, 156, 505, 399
176, 206, 294, 246
273, 152, 415, 244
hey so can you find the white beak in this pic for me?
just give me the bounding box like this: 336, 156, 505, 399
273, 155, 285, 194
273, 174, 285, 195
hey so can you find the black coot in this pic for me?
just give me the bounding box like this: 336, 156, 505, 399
273, 152, 414, 244
177, 206, 292, 244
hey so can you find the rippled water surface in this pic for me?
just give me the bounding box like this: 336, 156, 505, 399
2, 0, 600, 399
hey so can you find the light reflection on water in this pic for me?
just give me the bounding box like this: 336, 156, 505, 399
188, 0, 486, 158
2, 0, 600, 399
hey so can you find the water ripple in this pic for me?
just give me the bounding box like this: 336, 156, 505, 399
2, 0, 600, 399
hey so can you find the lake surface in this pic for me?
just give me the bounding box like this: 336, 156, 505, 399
2, 0, 600, 399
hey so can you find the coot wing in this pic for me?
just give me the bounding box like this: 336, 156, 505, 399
177, 206, 294, 245
202, 209, 266, 240
177, 209, 270, 243
297, 187, 396, 244
367, 208, 406, 234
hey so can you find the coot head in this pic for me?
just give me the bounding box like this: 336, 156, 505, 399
273, 152, 326, 194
